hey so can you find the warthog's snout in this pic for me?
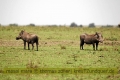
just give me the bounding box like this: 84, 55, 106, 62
99, 39, 104, 43
16, 37, 20, 40
100, 40, 103, 43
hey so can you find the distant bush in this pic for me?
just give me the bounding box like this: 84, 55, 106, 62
27, 23, 35, 26
79, 24, 83, 27
118, 24, 120, 28
101, 25, 113, 28
70, 22, 77, 27
9, 23, 18, 26
106, 25, 113, 27
89, 23, 95, 27
48, 25, 58, 27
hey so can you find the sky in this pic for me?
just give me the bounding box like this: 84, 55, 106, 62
0, 0, 120, 25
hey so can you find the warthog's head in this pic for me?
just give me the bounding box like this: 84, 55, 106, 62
95, 32, 104, 43
16, 30, 24, 40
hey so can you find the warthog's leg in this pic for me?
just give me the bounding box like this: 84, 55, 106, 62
96, 42, 98, 50
32, 43, 34, 50
36, 43, 38, 51
36, 39, 39, 51
93, 43, 95, 50
24, 41, 26, 49
80, 42, 81, 49
82, 42, 84, 50
80, 41, 84, 50
28, 43, 30, 50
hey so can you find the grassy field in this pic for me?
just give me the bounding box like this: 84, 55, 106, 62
0, 26, 120, 80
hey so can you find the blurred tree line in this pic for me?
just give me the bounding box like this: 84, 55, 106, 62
70, 22, 95, 27
0, 22, 120, 28
70, 22, 83, 27
9, 23, 18, 26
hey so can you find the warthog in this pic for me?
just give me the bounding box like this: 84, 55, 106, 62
16, 30, 39, 51
80, 32, 103, 50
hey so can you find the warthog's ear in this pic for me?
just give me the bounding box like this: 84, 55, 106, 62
95, 32, 98, 34
94, 32, 99, 38
21, 30, 25, 32
21, 30, 25, 34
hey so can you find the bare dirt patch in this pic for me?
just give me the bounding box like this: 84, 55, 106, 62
104, 41, 120, 46
0, 40, 120, 47
40, 40, 79, 47
0, 40, 22, 47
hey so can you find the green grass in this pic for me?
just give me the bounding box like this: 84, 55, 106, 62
0, 26, 120, 80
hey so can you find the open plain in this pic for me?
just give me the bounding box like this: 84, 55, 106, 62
0, 26, 120, 80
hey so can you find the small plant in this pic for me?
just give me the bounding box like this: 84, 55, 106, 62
61, 46, 66, 49
99, 48, 103, 51
110, 37, 117, 41
26, 61, 38, 69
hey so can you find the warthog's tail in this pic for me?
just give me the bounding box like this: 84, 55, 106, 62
36, 36, 39, 45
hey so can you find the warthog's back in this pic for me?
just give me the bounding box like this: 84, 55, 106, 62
22, 32, 38, 44
80, 33, 98, 44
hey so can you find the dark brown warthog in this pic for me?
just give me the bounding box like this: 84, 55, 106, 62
16, 30, 39, 51
80, 32, 103, 50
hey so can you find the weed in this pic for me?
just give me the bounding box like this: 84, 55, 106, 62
61, 46, 66, 49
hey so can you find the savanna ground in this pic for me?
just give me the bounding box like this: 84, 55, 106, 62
0, 26, 120, 80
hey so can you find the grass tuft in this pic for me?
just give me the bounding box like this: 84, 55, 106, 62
61, 46, 66, 49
